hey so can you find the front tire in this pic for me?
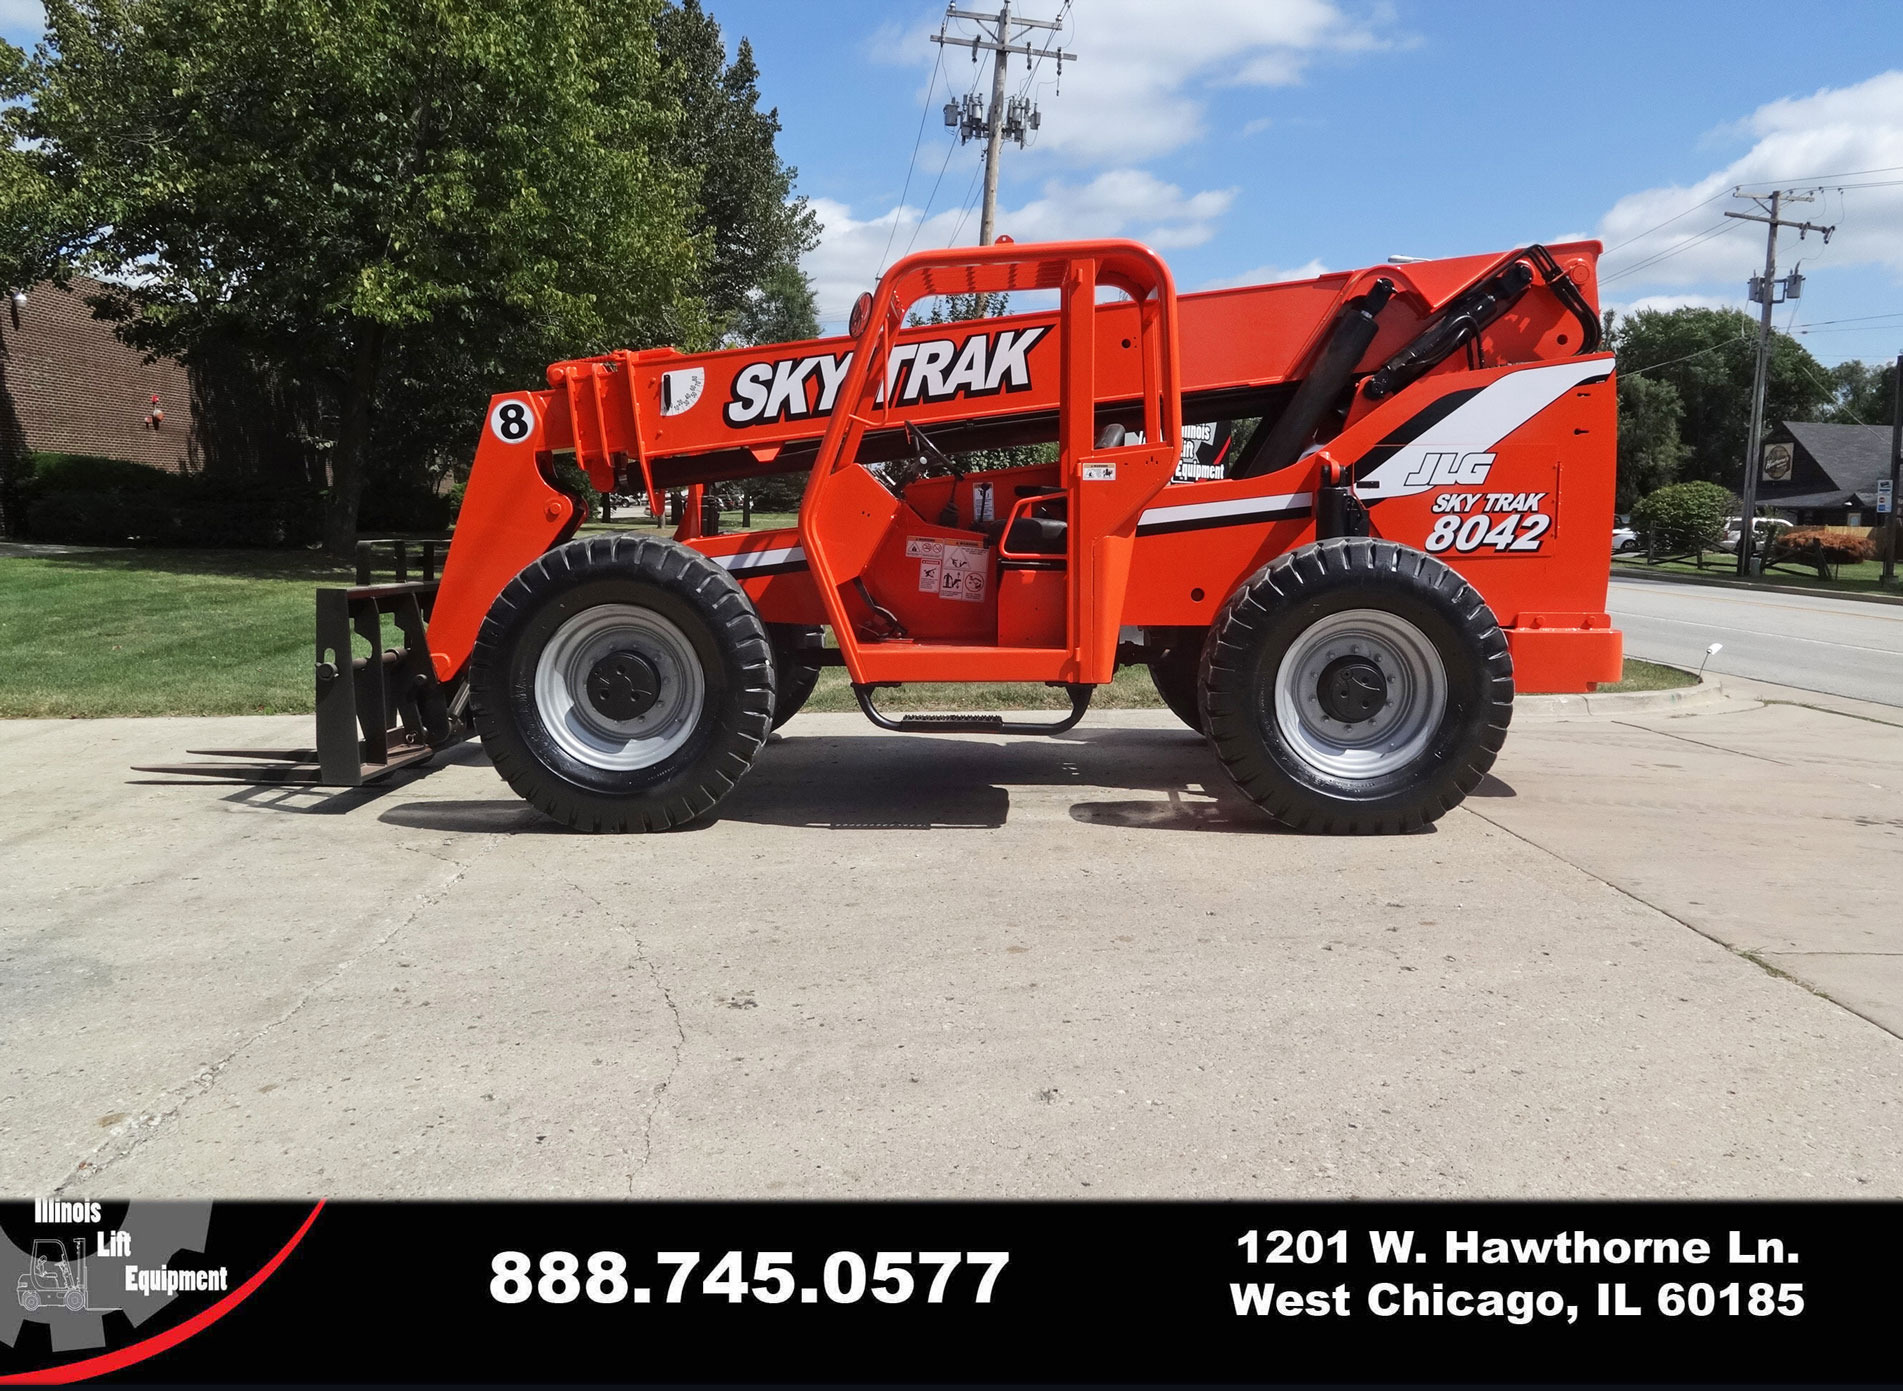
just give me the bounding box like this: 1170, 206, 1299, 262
469, 535, 775, 832
1201, 538, 1511, 833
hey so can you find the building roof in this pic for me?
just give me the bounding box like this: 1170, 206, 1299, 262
1760, 421, 1894, 508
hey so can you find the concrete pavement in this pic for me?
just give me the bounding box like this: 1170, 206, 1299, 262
1609, 574, 1903, 705
3, 691, 1900, 1200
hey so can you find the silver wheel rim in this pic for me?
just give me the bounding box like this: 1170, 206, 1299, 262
533, 604, 706, 771
1271, 608, 1447, 781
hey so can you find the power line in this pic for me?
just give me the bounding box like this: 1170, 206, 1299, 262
901, 123, 965, 261
1735, 163, 1903, 187
1794, 358, 1863, 424
1620, 335, 1753, 377
1601, 219, 1745, 284
1600, 190, 1729, 257
876, 40, 947, 277
1598, 164, 1903, 268
899, 55, 989, 262
946, 157, 987, 247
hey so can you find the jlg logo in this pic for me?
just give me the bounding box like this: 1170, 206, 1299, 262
723, 326, 1048, 427
1402, 451, 1495, 487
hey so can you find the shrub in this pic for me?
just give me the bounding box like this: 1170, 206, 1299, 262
1770, 527, 1878, 564
20, 454, 320, 546
1631, 480, 1732, 554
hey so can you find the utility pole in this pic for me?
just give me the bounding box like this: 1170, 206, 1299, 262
934, 4, 1075, 246
1884, 350, 1901, 585
1724, 189, 1833, 575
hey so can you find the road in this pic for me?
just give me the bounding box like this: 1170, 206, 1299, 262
1608, 575, 1903, 706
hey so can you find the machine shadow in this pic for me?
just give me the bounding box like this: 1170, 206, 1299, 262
371, 725, 1278, 836
718, 724, 1275, 835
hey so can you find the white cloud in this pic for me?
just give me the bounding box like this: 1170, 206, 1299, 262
1200, 259, 1329, 290
803, 171, 1237, 325
1597, 70, 1903, 291
1603, 292, 1743, 319
898, 0, 1392, 166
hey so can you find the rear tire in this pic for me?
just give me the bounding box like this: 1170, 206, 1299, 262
767, 624, 824, 730
1201, 538, 1511, 833
1145, 628, 1206, 733
469, 535, 775, 832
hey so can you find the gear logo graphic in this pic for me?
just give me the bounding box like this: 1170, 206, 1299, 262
1, 1202, 212, 1354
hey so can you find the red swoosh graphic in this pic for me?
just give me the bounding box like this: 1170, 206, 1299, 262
0, 1201, 324, 1385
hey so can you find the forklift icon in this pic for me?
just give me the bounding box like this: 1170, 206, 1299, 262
16, 1238, 89, 1313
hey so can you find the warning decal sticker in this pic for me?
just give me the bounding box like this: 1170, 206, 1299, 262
938, 543, 987, 603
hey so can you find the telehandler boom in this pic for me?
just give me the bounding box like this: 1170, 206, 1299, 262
152, 237, 1622, 833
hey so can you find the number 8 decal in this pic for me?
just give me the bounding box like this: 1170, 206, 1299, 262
489, 397, 535, 444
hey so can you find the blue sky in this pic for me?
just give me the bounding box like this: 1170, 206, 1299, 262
6, 1, 1900, 376
718, 0, 1903, 376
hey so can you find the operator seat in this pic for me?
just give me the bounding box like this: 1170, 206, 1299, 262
1001, 423, 1126, 556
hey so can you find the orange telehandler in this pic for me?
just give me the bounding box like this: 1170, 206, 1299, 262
152, 237, 1621, 833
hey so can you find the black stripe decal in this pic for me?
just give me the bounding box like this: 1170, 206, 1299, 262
1349, 386, 1486, 481
727, 559, 809, 577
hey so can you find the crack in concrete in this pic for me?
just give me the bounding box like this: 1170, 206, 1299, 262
1612, 720, 1792, 765
48, 838, 480, 1195
564, 876, 686, 1193
1461, 805, 1903, 1046
1757, 697, 1903, 731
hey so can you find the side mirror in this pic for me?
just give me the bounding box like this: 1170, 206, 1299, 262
848, 291, 873, 339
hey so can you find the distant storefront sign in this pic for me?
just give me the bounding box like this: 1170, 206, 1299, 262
1761, 441, 1794, 483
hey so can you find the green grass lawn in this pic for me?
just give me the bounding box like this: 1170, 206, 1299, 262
1, 545, 1700, 718
1613, 552, 1901, 596
1597, 658, 1698, 693
0, 548, 356, 717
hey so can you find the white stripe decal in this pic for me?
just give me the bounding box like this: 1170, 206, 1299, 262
713, 545, 806, 571
1138, 492, 1311, 529
1356, 357, 1608, 500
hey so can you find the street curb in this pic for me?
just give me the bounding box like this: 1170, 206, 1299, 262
1610, 564, 1903, 608
1518, 674, 1735, 720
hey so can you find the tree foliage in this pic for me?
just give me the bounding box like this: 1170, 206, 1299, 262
655, 0, 816, 338
1630, 480, 1733, 555
733, 262, 821, 348
1611, 308, 1831, 490
1613, 373, 1689, 512
17, 0, 813, 553
1821, 358, 1898, 426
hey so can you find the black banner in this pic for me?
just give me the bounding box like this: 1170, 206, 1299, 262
0, 1201, 1895, 1384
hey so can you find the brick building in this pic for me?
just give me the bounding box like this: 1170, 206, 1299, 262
0, 275, 200, 472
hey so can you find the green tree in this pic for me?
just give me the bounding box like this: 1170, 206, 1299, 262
1613, 372, 1690, 511
28, 0, 711, 554
1822, 358, 1898, 426
0, 42, 71, 295
733, 262, 820, 347
1611, 307, 1832, 490
654, 0, 816, 338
